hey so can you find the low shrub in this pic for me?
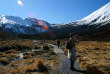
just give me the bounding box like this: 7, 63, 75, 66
36, 59, 48, 72
50, 50, 56, 55
86, 66, 106, 74
42, 44, 50, 50
0, 52, 2, 55
20, 59, 48, 72
23, 55, 31, 59
0, 58, 9, 65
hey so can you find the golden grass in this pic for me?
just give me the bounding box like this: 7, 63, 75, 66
9, 69, 19, 74
0, 39, 57, 74
9, 58, 35, 67
8, 58, 48, 73
0, 58, 7, 62
0, 39, 33, 50
0, 52, 2, 55
76, 41, 110, 73
0, 54, 7, 57
80, 61, 89, 69
5, 50, 19, 54
64, 49, 68, 54
77, 57, 83, 62
0, 53, 18, 59
50, 50, 56, 55
23, 54, 32, 59
9, 69, 26, 74
23, 52, 36, 59
34, 59, 48, 72
51, 57, 57, 66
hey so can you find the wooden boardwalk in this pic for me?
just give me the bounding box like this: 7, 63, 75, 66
49, 44, 85, 74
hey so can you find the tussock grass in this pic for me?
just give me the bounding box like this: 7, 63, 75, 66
0, 58, 9, 65
23, 55, 31, 59
77, 57, 83, 62
23, 52, 37, 59
0, 52, 2, 55
8, 58, 48, 73
9, 69, 26, 74
76, 41, 110, 73
33, 44, 40, 49
0, 39, 57, 74
80, 61, 89, 69
0, 54, 7, 57
64, 49, 68, 54
42, 44, 50, 50
0, 53, 19, 59
0, 39, 33, 52
5, 50, 19, 54
86, 66, 106, 74
50, 50, 56, 55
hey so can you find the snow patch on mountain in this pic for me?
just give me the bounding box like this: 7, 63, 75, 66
0, 15, 51, 34
77, 2, 110, 25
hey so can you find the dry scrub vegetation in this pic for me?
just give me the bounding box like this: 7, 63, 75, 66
0, 39, 57, 74
35, 40, 110, 74
0, 39, 33, 51
75, 41, 110, 74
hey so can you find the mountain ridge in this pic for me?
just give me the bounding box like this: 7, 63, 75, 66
76, 2, 110, 25
50, 2, 110, 40
0, 2, 110, 40
0, 15, 51, 34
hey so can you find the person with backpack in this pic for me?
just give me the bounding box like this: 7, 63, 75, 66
66, 33, 79, 70
57, 39, 60, 48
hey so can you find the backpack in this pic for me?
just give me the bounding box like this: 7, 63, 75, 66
66, 40, 73, 49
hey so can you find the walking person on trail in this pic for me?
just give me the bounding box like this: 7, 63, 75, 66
66, 33, 79, 71
57, 39, 61, 48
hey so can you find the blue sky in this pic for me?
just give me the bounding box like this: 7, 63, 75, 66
0, 0, 109, 24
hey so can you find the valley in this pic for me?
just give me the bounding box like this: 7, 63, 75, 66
0, 1, 110, 74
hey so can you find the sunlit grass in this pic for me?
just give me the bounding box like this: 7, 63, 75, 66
76, 41, 110, 73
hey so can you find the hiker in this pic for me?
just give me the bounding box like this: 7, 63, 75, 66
57, 39, 60, 48
67, 33, 79, 70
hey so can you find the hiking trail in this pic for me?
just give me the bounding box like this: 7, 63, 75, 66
49, 44, 84, 74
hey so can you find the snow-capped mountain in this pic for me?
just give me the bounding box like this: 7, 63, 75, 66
1, 2, 110, 36
76, 2, 110, 25
51, 2, 110, 36
53, 2, 110, 27
0, 15, 51, 34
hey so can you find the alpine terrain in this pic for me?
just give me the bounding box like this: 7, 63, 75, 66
51, 2, 110, 40
0, 15, 51, 34
0, 2, 110, 40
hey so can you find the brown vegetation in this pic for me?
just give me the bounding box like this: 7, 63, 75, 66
75, 41, 110, 74
0, 39, 57, 74
42, 44, 50, 50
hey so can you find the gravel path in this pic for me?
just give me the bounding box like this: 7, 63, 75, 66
49, 44, 84, 74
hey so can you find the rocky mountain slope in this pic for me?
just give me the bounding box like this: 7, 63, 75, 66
0, 2, 110, 40
51, 2, 110, 39
0, 15, 51, 34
